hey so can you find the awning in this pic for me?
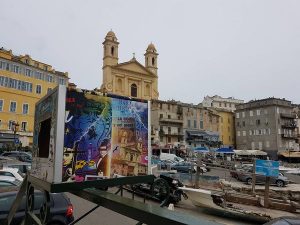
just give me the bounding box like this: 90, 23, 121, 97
234, 150, 267, 156
193, 146, 209, 153
216, 148, 234, 154
187, 130, 206, 137
278, 151, 300, 158
186, 130, 219, 137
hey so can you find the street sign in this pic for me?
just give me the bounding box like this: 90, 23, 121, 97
14, 139, 19, 144
255, 159, 279, 177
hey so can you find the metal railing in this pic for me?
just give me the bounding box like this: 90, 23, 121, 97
5, 174, 221, 225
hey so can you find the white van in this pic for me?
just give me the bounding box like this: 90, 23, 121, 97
160, 153, 184, 162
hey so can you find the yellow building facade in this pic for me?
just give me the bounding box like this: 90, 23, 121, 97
0, 48, 68, 148
216, 109, 235, 147
100, 31, 159, 100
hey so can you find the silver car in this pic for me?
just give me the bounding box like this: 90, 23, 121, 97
237, 168, 289, 187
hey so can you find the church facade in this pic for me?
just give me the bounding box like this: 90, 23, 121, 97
100, 31, 159, 100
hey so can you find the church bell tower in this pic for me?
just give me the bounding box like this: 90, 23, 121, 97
144, 43, 158, 76
103, 30, 119, 67
102, 30, 119, 92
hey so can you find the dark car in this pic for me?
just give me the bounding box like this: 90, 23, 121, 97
1, 152, 32, 163
230, 164, 253, 179
171, 162, 196, 173
0, 188, 74, 225
159, 160, 175, 170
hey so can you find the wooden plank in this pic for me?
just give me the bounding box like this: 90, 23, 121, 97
264, 176, 270, 208
252, 160, 256, 194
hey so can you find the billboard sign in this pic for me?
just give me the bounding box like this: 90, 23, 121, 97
255, 159, 279, 177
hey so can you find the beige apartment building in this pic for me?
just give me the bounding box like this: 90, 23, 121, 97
202, 95, 244, 111
182, 104, 220, 149
151, 100, 184, 146
151, 100, 220, 149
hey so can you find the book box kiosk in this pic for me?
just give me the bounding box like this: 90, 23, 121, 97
31, 85, 151, 184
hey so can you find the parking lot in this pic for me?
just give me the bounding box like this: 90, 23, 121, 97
205, 166, 300, 185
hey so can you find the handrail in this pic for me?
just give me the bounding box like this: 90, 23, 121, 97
6, 174, 222, 225
6, 175, 28, 225
71, 188, 221, 225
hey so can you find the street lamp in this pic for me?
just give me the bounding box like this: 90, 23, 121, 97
12, 121, 19, 151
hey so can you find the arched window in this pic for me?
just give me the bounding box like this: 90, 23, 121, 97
111, 46, 114, 56
145, 84, 150, 96
152, 57, 155, 66
131, 83, 137, 97
117, 78, 122, 91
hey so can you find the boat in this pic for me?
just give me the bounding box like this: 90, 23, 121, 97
180, 187, 299, 223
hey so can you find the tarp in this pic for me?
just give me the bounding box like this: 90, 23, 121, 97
216, 147, 234, 154
234, 150, 267, 156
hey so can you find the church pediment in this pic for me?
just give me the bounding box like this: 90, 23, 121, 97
112, 59, 156, 77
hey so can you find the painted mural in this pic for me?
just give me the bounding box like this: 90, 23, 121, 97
63, 89, 148, 182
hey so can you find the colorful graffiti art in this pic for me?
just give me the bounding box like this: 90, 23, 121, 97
63, 89, 148, 182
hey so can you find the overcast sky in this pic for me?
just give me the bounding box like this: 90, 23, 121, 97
1, 0, 299, 104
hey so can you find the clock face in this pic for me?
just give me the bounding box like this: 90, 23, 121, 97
106, 83, 113, 91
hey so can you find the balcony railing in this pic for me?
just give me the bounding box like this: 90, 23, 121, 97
280, 113, 296, 119
282, 123, 297, 129
159, 118, 183, 124
165, 132, 184, 136
281, 134, 298, 139
177, 107, 183, 115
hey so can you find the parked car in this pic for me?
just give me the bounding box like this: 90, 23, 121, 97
0, 156, 15, 162
160, 153, 184, 162
237, 168, 289, 187
231, 164, 253, 179
1, 151, 32, 163
2, 161, 31, 176
171, 162, 197, 173
0, 176, 22, 187
0, 188, 74, 225
0, 168, 24, 181
159, 160, 175, 170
